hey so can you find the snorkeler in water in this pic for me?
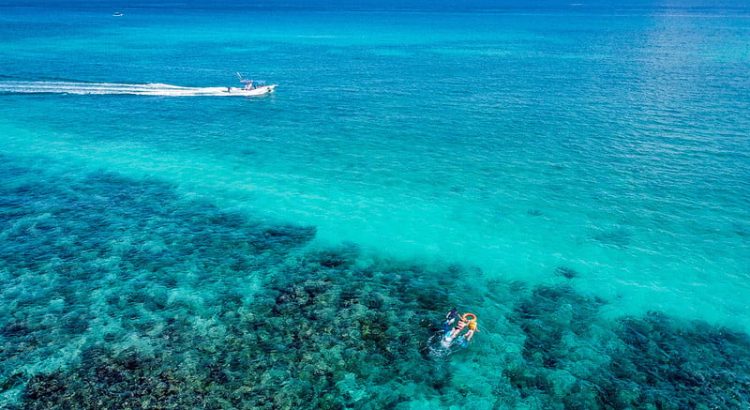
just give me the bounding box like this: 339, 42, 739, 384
442, 307, 460, 331
441, 312, 478, 348
441, 314, 467, 347
463, 317, 479, 342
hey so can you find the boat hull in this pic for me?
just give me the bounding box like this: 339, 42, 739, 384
225, 84, 276, 96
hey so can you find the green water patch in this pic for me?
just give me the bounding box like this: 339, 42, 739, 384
2, 156, 750, 409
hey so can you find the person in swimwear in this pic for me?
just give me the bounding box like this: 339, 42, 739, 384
441, 314, 469, 348
448, 315, 468, 340
442, 313, 479, 348
442, 307, 460, 332
464, 318, 479, 342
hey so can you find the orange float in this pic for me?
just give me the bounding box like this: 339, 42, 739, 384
462, 313, 477, 322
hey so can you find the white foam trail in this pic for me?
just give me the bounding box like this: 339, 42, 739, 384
0, 81, 268, 97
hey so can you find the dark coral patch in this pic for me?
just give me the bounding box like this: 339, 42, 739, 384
554, 266, 578, 279
598, 313, 750, 409
527, 209, 543, 217
506, 285, 750, 409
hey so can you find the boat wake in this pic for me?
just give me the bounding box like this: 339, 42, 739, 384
0, 81, 268, 97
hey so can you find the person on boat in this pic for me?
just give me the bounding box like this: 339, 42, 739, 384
442, 307, 460, 331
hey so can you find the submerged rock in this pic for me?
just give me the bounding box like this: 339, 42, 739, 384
554, 266, 578, 279
527, 209, 543, 217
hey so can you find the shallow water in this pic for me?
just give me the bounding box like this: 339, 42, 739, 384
1, 1, 750, 408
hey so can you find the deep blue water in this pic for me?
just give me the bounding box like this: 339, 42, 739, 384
1, 2, 750, 408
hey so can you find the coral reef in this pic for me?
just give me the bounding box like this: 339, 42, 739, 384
18, 246, 467, 409
504, 287, 750, 409
2, 157, 750, 409
602, 313, 750, 409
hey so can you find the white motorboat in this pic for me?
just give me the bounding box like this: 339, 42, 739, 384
0, 75, 277, 97
224, 73, 276, 96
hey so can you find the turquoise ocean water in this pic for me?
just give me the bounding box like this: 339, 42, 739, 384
1, 1, 750, 408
